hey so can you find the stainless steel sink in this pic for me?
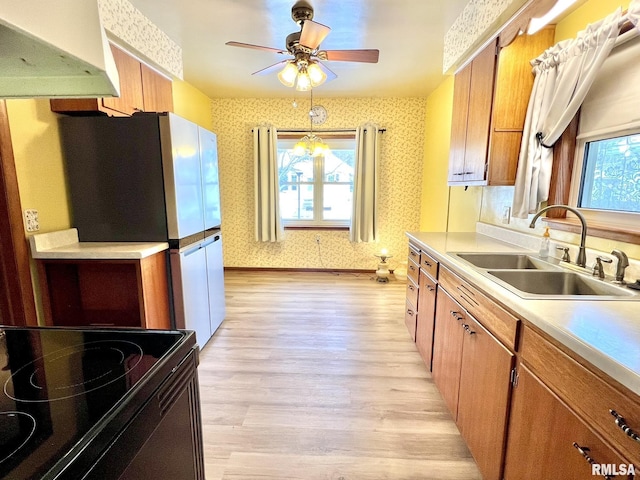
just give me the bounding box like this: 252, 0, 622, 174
487, 270, 638, 300
453, 252, 552, 270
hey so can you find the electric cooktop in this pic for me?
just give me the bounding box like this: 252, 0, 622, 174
0, 326, 192, 479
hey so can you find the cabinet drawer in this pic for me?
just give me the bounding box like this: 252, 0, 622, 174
406, 276, 419, 309
420, 251, 438, 280
408, 244, 421, 265
439, 266, 519, 350
407, 258, 420, 284
522, 325, 640, 465
404, 300, 418, 342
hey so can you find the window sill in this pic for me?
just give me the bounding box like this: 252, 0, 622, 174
543, 218, 640, 245
284, 226, 349, 231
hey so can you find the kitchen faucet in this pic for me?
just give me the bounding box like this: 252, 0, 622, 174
610, 249, 629, 283
529, 205, 587, 268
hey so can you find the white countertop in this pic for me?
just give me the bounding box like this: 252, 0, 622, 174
406, 230, 640, 396
29, 228, 168, 260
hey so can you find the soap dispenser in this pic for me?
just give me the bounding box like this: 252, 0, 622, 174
539, 227, 550, 257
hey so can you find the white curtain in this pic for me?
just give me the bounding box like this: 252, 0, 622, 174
350, 123, 380, 243
512, 8, 621, 218
254, 125, 283, 242
629, 0, 640, 31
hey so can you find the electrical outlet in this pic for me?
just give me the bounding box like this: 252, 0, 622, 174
315, 234, 321, 244
24, 209, 39, 232
502, 206, 511, 225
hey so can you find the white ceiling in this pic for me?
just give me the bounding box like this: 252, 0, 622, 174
127, 0, 470, 99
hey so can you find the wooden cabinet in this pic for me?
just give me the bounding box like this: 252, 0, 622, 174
403, 244, 421, 340
35, 251, 171, 329
416, 266, 437, 369
51, 44, 173, 116
432, 288, 515, 480
512, 326, 640, 472
504, 363, 633, 479
448, 28, 554, 186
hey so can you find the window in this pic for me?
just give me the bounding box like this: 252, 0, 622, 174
277, 137, 355, 227
567, 30, 640, 232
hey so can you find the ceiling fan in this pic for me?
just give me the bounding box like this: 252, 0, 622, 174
225, 1, 379, 90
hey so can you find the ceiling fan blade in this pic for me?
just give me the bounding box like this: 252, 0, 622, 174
252, 60, 289, 76
317, 61, 337, 83
226, 41, 287, 55
299, 20, 331, 50
320, 49, 380, 63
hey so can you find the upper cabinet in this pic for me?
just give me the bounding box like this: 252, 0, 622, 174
448, 28, 555, 186
51, 44, 173, 116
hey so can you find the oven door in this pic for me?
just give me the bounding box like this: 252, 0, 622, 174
81, 345, 204, 480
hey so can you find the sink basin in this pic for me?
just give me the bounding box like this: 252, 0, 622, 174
453, 252, 553, 270
487, 270, 638, 299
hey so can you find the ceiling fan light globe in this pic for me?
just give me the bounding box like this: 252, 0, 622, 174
278, 62, 298, 87
295, 71, 312, 91
307, 62, 327, 87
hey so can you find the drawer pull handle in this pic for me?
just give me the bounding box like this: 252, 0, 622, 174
426, 285, 435, 292
610, 409, 640, 444
462, 324, 476, 335
449, 310, 463, 321
572, 443, 614, 480
409, 265, 416, 271
423, 261, 432, 267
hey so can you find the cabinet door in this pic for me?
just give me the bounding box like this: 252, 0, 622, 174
463, 40, 497, 183
141, 63, 174, 113
448, 62, 471, 183
457, 315, 515, 480
101, 44, 144, 116
416, 272, 437, 370
504, 365, 633, 480
431, 290, 465, 419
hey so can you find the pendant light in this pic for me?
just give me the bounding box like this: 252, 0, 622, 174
294, 90, 329, 157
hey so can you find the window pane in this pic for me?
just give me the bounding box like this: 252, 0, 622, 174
281, 184, 314, 220
323, 184, 352, 220
324, 149, 354, 183
580, 135, 640, 213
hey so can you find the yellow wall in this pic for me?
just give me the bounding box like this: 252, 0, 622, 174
7, 99, 71, 234
420, 77, 453, 231
172, 80, 213, 129
555, 0, 631, 42
212, 97, 426, 270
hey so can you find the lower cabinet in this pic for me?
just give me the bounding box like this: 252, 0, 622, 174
432, 289, 515, 480
416, 270, 437, 370
35, 251, 171, 329
504, 364, 633, 479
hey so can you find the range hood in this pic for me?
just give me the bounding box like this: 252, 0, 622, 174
0, 0, 120, 98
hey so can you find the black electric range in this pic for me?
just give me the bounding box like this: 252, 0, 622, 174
0, 326, 204, 480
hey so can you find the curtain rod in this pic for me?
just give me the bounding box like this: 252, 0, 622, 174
252, 128, 386, 133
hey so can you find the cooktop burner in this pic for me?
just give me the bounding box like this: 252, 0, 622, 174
0, 411, 36, 465
0, 327, 188, 480
4, 339, 144, 402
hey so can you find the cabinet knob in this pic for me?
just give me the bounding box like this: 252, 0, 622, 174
426, 285, 435, 292
408, 285, 415, 291
610, 409, 640, 444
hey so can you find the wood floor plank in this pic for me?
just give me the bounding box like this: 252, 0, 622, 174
199, 271, 480, 479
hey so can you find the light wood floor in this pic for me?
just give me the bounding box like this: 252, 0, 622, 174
198, 270, 481, 480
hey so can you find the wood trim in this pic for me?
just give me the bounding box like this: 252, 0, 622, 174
223, 266, 375, 274
547, 114, 579, 218
0, 100, 37, 326
284, 226, 349, 231
543, 217, 640, 245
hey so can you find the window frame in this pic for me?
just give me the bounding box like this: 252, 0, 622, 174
277, 135, 356, 228
567, 124, 640, 230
